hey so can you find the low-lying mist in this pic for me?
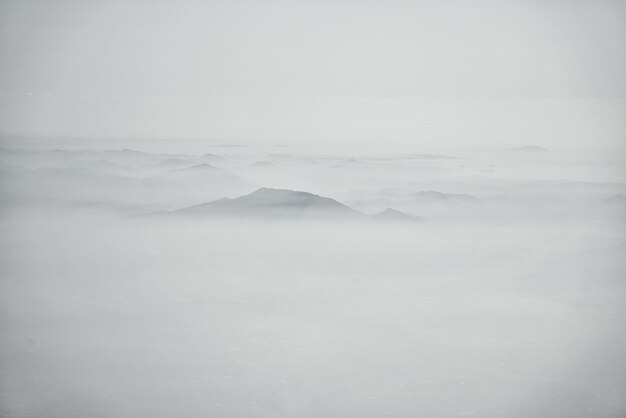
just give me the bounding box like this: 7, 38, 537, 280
1, 144, 625, 417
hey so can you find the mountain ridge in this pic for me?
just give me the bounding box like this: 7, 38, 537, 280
162, 187, 362, 220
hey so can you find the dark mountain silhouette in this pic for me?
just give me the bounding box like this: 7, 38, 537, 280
373, 208, 419, 222
166, 188, 362, 219
199, 153, 226, 163
170, 163, 221, 174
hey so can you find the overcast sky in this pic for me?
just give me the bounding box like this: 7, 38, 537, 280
1, 0, 625, 150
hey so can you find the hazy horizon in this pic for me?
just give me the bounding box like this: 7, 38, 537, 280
1, 1, 625, 417
2, 0, 626, 152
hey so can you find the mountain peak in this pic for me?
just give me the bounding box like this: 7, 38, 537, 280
170, 188, 360, 219
374, 208, 417, 221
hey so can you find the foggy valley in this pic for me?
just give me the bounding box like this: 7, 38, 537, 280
2, 0, 626, 416
1, 142, 625, 417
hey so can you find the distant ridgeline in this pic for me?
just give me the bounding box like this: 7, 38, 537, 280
151, 188, 419, 221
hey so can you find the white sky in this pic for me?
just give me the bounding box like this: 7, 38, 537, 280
1, 0, 625, 151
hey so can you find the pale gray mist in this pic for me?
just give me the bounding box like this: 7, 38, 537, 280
1, 1, 625, 417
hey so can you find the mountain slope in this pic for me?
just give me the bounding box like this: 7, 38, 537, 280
373, 208, 419, 222
169, 188, 362, 219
